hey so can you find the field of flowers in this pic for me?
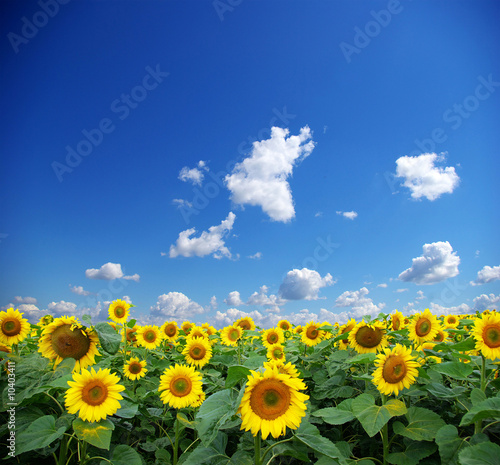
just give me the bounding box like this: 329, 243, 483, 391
1, 301, 499, 465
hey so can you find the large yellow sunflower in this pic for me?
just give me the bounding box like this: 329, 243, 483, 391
220, 324, 243, 346
65, 367, 125, 422
262, 327, 285, 350
348, 320, 388, 354
182, 337, 212, 368
443, 314, 460, 329
188, 325, 210, 341
160, 321, 179, 343
407, 309, 440, 346
38, 316, 100, 371
158, 364, 203, 409
372, 344, 420, 396
238, 366, 309, 440
0, 308, 31, 345
235, 316, 256, 332
136, 325, 163, 350
123, 357, 147, 381
277, 319, 292, 333
472, 312, 500, 360
301, 321, 324, 347
108, 299, 131, 324
266, 344, 286, 363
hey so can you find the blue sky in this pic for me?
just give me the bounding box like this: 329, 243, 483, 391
1, 0, 499, 328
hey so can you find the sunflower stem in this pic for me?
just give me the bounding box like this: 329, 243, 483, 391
260, 437, 292, 464
254, 433, 262, 465
173, 414, 181, 465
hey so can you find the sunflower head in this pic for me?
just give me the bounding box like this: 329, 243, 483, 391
348, 320, 388, 354
0, 308, 31, 345
262, 327, 285, 349
122, 325, 138, 345
390, 311, 406, 331
277, 320, 291, 333
108, 299, 131, 324
182, 337, 212, 368
408, 309, 440, 345
301, 321, 324, 347
267, 344, 286, 363
124, 357, 147, 381
136, 325, 163, 350
443, 314, 460, 329
158, 364, 204, 409
472, 312, 500, 360
221, 324, 243, 346
160, 321, 179, 342
181, 321, 194, 335
235, 317, 256, 332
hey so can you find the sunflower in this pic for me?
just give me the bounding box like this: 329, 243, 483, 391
238, 366, 309, 439
191, 390, 206, 408
122, 325, 138, 345
39, 316, 100, 371
335, 319, 356, 351
188, 325, 210, 341
267, 344, 286, 363
262, 327, 285, 350
372, 344, 420, 396
472, 312, 500, 360
432, 328, 448, 343
407, 309, 440, 346
160, 321, 179, 343
136, 325, 163, 350
181, 321, 194, 335
235, 316, 256, 332
220, 324, 243, 346
201, 323, 217, 336
390, 311, 406, 331
301, 321, 324, 347
0, 308, 31, 345
443, 314, 460, 329
123, 357, 147, 381
183, 337, 212, 368
264, 360, 300, 378
348, 320, 388, 354
65, 367, 125, 422
108, 299, 131, 324
38, 314, 54, 327
293, 325, 303, 335
277, 319, 292, 333
158, 364, 203, 409
320, 322, 333, 340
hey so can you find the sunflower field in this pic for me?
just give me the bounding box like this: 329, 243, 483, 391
1, 302, 500, 465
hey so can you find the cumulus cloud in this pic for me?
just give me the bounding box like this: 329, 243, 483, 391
279, 268, 334, 300
377, 283, 388, 288
15, 304, 43, 322
472, 293, 500, 312
210, 296, 218, 309
398, 241, 460, 285
334, 287, 385, 322
395, 152, 459, 201
148, 292, 207, 324
13, 296, 38, 305
47, 300, 79, 317
178, 160, 208, 186
70, 285, 92, 296
169, 212, 236, 259
225, 126, 315, 222
85, 262, 140, 281
247, 285, 286, 312
471, 265, 500, 286
224, 291, 243, 307
336, 211, 358, 220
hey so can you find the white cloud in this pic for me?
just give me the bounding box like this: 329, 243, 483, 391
336, 211, 358, 220
122, 274, 140, 282
172, 199, 193, 209
315, 212, 323, 218
398, 241, 460, 285
225, 126, 315, 222
70, 285, 92, 296
47, 300, 79, 317
247, 285, 286, 312
472, 293, 500, 312
248, 252, 262, 260
377, 283, 388, 288
178, 160, 208, 186
169, 212, 236, 259
416, 290, 425, 300
334, 287, 385, 322
13, 296, 37, 305
225, 291, 243, 307
85, 262, 139, 281
148, 292, 207, 324
213, 308, 279, 329
279, 268, 334, 300
15, 304, 43, 322
210, 296, 218, 309
395, 152, 459, 201
395, 288, 408, 293
471, 265, 500, 286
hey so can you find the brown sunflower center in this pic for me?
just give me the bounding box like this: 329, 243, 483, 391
415, 318, 431, 337
165, 325, 177, 337
114, 306, 125, 318
126, 328, 137, 342
273, 348, 284, 359
238, 321, 251, 331
448, 317, 456, 324
267, 332, 279, 344
228, 329, 240, 341
433, 332, 445, 342
129, 362, 143, 374
2, 318, 21, 336
170, 376, 192, 397
392, 319, 401, 330
280, 323, 290, 331
82, 380, 108, 406
51, 324, 91, 360
382, 355, 407, 384
189, 344, 206, 360
144, 330, 157, 343
250, 379, 291, 420
483, 325, 500, 348
355, 326, 383, 348
306, 326, 319, 340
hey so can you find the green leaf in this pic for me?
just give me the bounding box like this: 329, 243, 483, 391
179, 445, 226, 465
430, 362, 474, 380
386, 441, 437, 465
114, 398, 139, 418
72, 417, 115, 450
351, 394, 407, 437
348, 353, 377, 364
313, 403, 355, 425
294, 421, 348, 464
470, 388, 487, 406
225, 365, 251, 388
243, 355, 268, 369
16, 415, 66, 455
392, 407, 446, 441
94, 322, 122, 354
425, 382, 458, 399
458, 441, 500, 465
48, 373, 74, 389
435, 424, 467, 465
105, 445, 142, 465
460, 397, 500, 426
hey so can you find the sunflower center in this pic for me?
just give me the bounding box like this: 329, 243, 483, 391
393, 319, 401, 330
355, 326, 383, 348
382, 355, 407, 384
280, 323, 290, 331
483, 325, 500, 348
114, 306, 125, 318
239, 321, 251, 330
434, 332, 445, 342
415, 318, 431, 337
82, 381, 108, 406
170, 376, 192, 397
306, 326, 319, 340
165, 325, 176, 337
189, 344, 206, 360
144, 330, 157, 342
126, 328, 137, 342
51, 325, 91, 360
228, 329, 240, 341
2, 319, 21, 336
273, 348, 284, 359
268, 333, 278, 344
250, 379, 291, 420
449, 317, 456, 324
129, 362, 142, 374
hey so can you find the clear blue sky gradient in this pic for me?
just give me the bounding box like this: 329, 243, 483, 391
1, 0, 499, 327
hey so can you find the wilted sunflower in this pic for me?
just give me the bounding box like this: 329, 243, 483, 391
108, 299, 131, 324
443, 314, 460, 329
372, 344, 420, 396
390, 311, 406, 331
262, 327, 285, 350
348, 320, 388, 354
238, 366, 309, 440
136, 325, 163, 350
301, 321, 324, 347
408, 309, 440, 346
266, 344, 286, 363
160, 321, 179, 343
182, 337, 212, 368
123, 357, 147, 381
39, 316, 100, 371
220, 324, 243, 346
158, 364, 203, 409
235, 316, 256, 332
65, 367, 125, 422
472, 312, 500, 360
0, 308, 30, 346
